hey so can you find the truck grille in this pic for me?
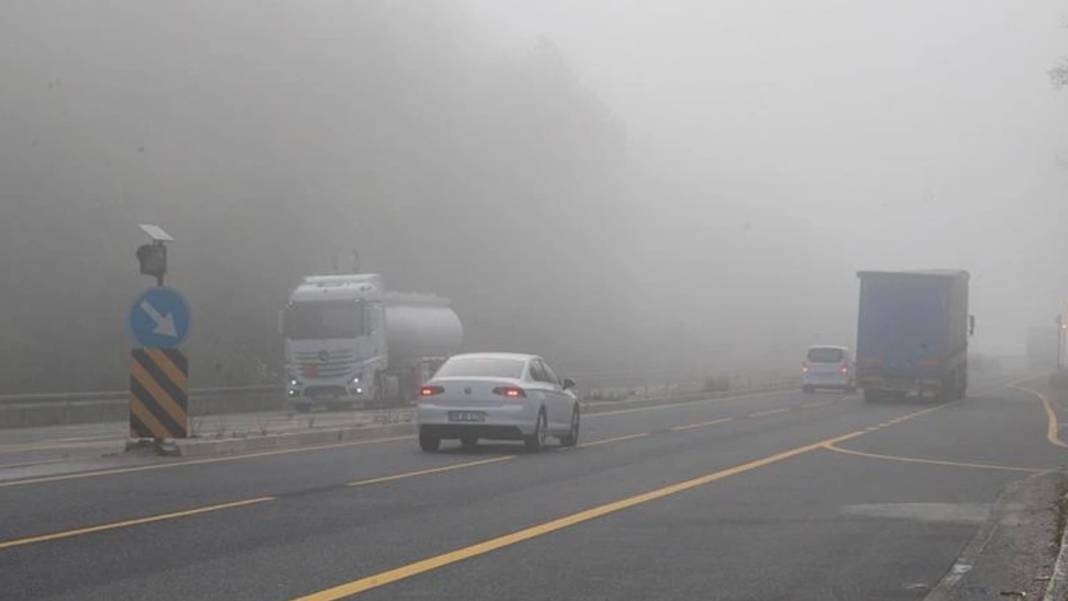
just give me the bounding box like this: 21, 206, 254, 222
293, 349, 354, 378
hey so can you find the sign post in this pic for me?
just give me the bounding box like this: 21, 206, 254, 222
128, 225, 191, 443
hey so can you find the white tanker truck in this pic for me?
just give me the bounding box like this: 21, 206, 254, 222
281, 274, 462, 410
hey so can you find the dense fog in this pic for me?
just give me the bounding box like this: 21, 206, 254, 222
2, 1, 1066, 392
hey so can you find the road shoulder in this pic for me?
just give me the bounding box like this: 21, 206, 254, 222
925, 471, 1064, 601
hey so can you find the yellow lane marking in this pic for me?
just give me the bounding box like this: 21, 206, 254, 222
577, 433, 649, 448
1039, 393, 1068, 449
800, 401, 835, 409
669, 417, 733, 432
0, 497, 275, 551
823, 443, 1046, 473
291, 430, 865, 601
348, 456, 515, 487
748, 408, 790, 418
1009, 385, 1068, 449
0, 435, 414, 490
0, 455, 519, 551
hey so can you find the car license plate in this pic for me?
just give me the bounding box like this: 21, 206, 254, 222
448, 411, 485, 423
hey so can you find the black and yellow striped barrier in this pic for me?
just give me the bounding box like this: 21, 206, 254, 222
129, 348, 189, 439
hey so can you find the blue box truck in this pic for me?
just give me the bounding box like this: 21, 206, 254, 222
856, 270, 973, 402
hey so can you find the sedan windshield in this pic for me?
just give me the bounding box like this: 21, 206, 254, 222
435, 357, 525, 379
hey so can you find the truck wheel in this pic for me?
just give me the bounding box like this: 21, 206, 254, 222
418, 428, 441, 452
524, 409, 548, 453
863, 389, 882, 403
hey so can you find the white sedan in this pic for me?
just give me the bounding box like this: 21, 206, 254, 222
416, 353, 580, 452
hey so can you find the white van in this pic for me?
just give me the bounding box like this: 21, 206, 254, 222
802, 345, 855, 393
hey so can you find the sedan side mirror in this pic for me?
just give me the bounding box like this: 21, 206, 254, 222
562, 377, 576, 390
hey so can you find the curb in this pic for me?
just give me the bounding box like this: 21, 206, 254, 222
923, 471, 1062, 601
922, 476, 1028, 601
173, 422, 415, 458
1044, 490, 1068, 601
169, 384, 799, 459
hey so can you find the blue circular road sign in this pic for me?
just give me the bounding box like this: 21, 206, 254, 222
128, 286, 192, 348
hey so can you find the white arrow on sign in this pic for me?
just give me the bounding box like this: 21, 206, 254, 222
140, 300, 178, 337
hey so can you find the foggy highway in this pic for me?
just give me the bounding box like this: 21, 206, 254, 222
4, 1, 1068, 599
2, 372, 1064, 600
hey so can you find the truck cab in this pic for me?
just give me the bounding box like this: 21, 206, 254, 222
282, 275, 388, 410
281, 274, 463, 411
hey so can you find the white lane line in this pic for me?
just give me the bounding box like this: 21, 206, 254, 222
669, 417, 734, 432
748, 408, 791, 418
577, 433, 650, 448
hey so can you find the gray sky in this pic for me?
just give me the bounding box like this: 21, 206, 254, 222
466, 0, 1068, 354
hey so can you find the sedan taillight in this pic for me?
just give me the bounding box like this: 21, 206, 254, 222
492, 386, 526, 398
420, 385, 444, 397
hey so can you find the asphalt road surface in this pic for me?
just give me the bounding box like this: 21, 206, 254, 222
1, 372, 1064, 600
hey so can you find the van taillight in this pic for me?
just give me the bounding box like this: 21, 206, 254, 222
492, 386, 526, 398
420, 385, 444, 397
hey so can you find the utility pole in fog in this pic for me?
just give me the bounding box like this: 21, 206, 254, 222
1058, 314, 1065, 369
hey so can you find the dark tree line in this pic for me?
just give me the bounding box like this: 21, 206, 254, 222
0, 2, 637, 392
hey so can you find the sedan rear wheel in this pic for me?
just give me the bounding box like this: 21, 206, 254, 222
419, 428, 441, 452
524, 409, 547, 453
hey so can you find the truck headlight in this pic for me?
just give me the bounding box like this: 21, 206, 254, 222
289, 378, 300, 388
350, 375, 360, 385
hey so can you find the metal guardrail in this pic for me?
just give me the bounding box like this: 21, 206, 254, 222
0, 368, 800, 408
0, 385, 280, 406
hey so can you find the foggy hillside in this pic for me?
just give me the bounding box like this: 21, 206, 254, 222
0, 2, 633, 391
3, 1, 1068, 394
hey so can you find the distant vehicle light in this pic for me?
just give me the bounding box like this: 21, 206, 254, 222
420, 385, 445, 397
355, 387, 363, 394
289, 379, 300, 387
492, 386, 526, 398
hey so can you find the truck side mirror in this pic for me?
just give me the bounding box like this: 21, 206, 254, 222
563, 377, 576, 390
969, 315, 976, 336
